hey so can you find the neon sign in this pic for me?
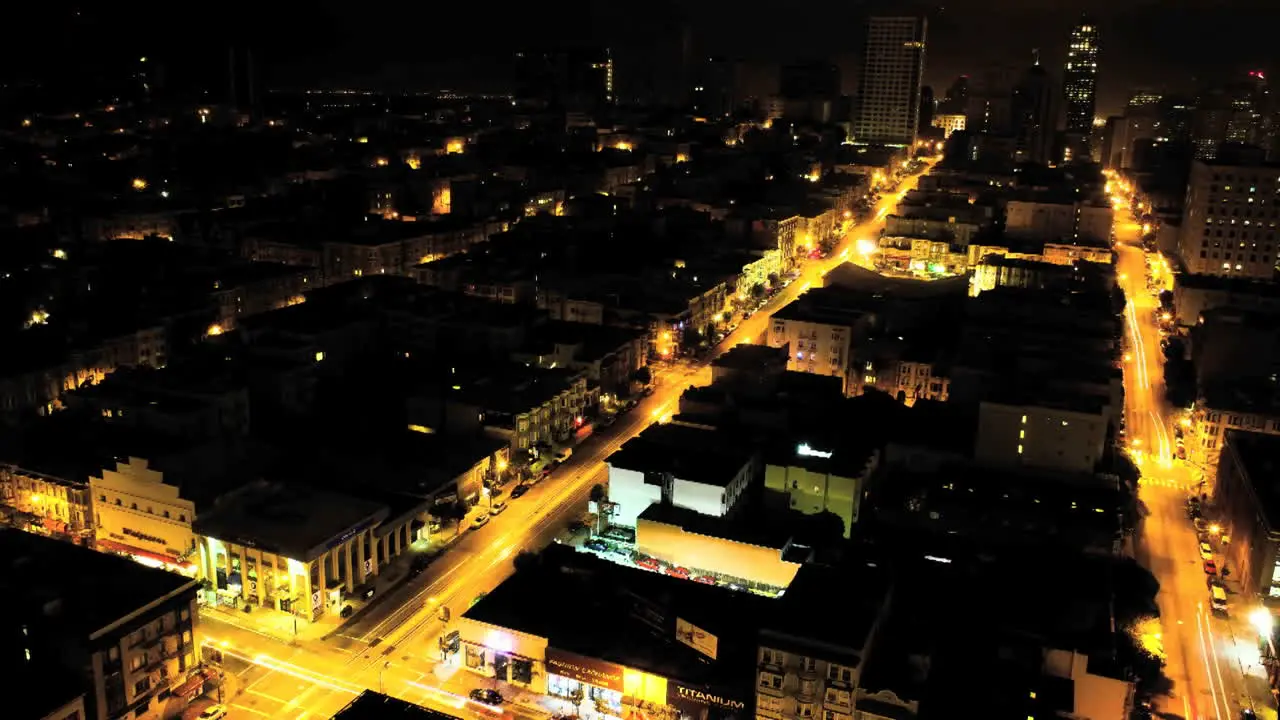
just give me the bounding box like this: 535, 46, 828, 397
796, 443, 833, 459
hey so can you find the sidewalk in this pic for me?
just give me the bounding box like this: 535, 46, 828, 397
1218, 573, 1278, 719
201, 530, 464, 645
433, 662, 555, 717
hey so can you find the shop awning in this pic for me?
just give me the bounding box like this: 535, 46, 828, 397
97, 539, 196, 571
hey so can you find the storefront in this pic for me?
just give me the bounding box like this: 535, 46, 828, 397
545, 648, 626, 718
543, 649, 732, 720
456, 622, 548, 690
96, 538, 198, 577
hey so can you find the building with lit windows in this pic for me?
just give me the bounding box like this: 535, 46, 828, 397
194, 481, 397, 622
0, 529, 201, 720
1176, 156, 1280, 278
0, 463, 94, 542
767, 287, 874, 394
974, 397, 1110, 475
853, 16, 927, 147
90, 457, 199, 576
930, 113, 965, 138
1062, 16, 1100, 158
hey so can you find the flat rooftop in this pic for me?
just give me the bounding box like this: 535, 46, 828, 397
330, 691, 462, 720
194, 482, 389, 561
1225, 430, 1280, 531
606, 423, 752, 487
0, 529, 198, 638
463, 544, 775, 687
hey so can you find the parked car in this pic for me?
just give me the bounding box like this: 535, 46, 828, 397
635, 558, 661, 571
472, 513, 490, 530
585, 540, 609, 552
1204, 559, 1217, 575
510, 484, 530, 499
200, 706, 229, 720
469, 689, 504, 706
555, 447, 574, 463
693, 575, 717, 585
1200, 542, 1214, 560
490, 500, 508, 515
665, 566, 690, 579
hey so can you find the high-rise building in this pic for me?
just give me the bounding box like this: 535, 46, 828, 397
1178, 152, 1280, 279
1062, 16, 1100, 159
919, 85, 936, 132
1012, 59, 1057, 164
513, 47, 612, 109
853, 16, 927, 147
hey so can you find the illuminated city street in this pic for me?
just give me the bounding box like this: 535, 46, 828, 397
195, 161, 940, 719
1111, 184, 1278, 720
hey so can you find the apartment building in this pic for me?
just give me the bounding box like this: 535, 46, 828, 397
0, 464, 94, 542
1177, 156, 1280, 278
768, 288, 874, 394
0, 530, 201, 720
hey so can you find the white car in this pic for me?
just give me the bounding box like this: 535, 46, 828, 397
1200, 542, 1214, 560
490, 500, 507, 515
472, 513, 490, 530
199, 706, 229, 720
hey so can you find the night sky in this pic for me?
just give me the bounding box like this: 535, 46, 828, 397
5, 0, 1278, 115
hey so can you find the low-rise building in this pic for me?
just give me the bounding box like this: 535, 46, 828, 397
1005, 197, 1114, 244
606, 423, 756, 528
763, 440, 878, 538
1173, 273, 1280, 328
91, 457, 198, 576
768, 288, 875, 394
194, 481, 393, 622
0, 529, 201, 720
0, 463, 94, 542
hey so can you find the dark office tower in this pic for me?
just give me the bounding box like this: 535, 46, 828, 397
1012, 59, 1057, 164
919, 86, 936, 132
941, 75, 969, 114
780, 61, 841, 100
854, 16, 927, 147
514, 47, 612, 109
227, 46, 260, 121
693, 57, 739, 118
1062, 16, 1099, 160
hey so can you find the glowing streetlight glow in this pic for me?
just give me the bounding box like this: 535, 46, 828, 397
131, 178, 148, 190
1250, 608, 1274, 637
1209, 524, 1221, 535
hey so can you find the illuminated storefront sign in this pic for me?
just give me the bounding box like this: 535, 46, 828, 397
796, 443, 833, 459
667, 681, 746, 712
546, 648, 625, 692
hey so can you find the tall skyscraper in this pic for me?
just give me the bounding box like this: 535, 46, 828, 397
1062, 16, 1100, 157
1012, 55, 1057, 164
853, 16, 927, 147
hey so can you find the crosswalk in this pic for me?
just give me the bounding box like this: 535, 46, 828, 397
1138, 477, 1200, 493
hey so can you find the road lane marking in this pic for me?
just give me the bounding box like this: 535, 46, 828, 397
246, 689, 292, 705
230, 704, 274, 718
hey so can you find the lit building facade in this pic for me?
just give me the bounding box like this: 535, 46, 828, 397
90, 457, 198, 576
194, 482, 397, 622
853, 16, 928, 147
1177, 158, 1280, 278
931, 113, 966, 138
0, 464, 93, 541
763, 442, 878, 539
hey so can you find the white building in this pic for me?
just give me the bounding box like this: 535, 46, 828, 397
605, 423, 754, 528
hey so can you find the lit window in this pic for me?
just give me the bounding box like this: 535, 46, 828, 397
1017, 444, 1024, 454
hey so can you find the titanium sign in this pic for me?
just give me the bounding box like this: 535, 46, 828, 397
667, 681, 747, 715
545, 648, 625, 692
675, 618, 718, 660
